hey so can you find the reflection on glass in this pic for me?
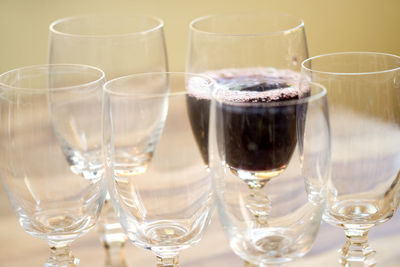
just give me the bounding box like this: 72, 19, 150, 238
48, 14, 168, 266
0, 64, 107, 267
103, 72, 215, 267
302, 52, 400, 266
209, 79, 330, 267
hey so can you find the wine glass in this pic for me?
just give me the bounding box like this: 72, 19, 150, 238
302, 52, 400, 266
186, 13, 313, 266
0, 64, 107, 266
49, 14, 168, 266
102, 72, 215, 267
209, 78, 330, 267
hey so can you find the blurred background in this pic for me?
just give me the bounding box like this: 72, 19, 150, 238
1, 0, 400, 266
0, 0, 399, 73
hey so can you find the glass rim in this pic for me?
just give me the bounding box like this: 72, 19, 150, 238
0, 64, 105, 93
213, 81, 327, 107
49, 14, 164, 38
301, 52, 400, 76
103, 71, 216, 98
189, 12, 304, 37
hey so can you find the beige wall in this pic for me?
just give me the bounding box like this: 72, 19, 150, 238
0, 0, 399, 73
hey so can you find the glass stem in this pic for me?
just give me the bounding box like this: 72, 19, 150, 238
104, 241, 127, 267
98, 195, 127, 267
45, 244, 79, 267
339, 229, 376, 267
245, 181, 271, 227
156, 255, 180, 267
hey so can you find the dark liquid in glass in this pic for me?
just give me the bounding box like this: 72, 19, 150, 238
186, 96, 211, 164
187, 72, 306, 180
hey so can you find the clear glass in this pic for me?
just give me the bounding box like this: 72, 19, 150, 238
102, 72, 215, 267
0, 64, 107, 266
302, 52, 400, 266
187, 12, 308, 73
49, 14, 168, 79
209, 79, 330, 267
49, 14, 168, 266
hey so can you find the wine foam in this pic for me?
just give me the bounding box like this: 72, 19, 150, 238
187, 67, 308, 102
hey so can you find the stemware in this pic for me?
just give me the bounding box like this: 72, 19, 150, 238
102, 72, 215, 267
186, 12, 316, 266
186, 12, 309, 203
302, 52, 400, 266
0, 64, 107, 266
49, 14, 168, 266
209, 79, 330, 267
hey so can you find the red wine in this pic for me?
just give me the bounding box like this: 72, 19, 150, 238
187, 68, 307, 177
186, 95, 211, 163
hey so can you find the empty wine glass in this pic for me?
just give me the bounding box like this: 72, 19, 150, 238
49, 14, 168, 266
102, 72, 215, 267
0, 64, 107, 266
302, 52, 400, 266
209, 79, 330, 267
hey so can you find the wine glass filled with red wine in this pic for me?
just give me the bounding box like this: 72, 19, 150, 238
186, 13, 326, 266
186, 12, 308, 169
186, 13, 308, 215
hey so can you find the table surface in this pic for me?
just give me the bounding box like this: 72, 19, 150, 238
1, 180, 400, 267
